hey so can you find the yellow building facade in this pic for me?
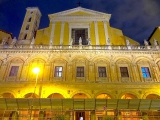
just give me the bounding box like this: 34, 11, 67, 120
0, 7, 160, 120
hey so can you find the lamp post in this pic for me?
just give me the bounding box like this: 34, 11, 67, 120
30, 67, 40, 119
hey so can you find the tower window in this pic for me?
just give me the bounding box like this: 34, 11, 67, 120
26, 25, 29, 30
54, 66, 63, 77
98, 67, 107, 77
120, 67, 129, 77
28, 17, 32, 22
24, 34, 27, 39
9, 66, 19, 77
141, 67, 151, 78
76, 67, 84, 77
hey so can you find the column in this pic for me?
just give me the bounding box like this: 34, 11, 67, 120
50, 22, 55, 45
60, 22, 65, 45
103, 21, 109, 44
11, 111, 19, 120
91, 111, 96, 120
94, 21, 99, 45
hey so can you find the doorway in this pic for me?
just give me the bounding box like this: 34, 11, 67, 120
76, 111, 85, 120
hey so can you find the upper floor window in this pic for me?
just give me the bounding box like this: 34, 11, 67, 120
28, 17, 32, 22
76, 67, 84, 77
24, 34, 27, 39
26, 25, 29, 30
9, 66, 19, 77
98, 67, 107, 77
120, 67, 129, 77
141, 67, 151, 78
54, 66, 63, 77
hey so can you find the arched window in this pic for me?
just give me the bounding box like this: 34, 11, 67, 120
28, 17, 32, 22
24, 34, 27, 39
26, 25, 29, 30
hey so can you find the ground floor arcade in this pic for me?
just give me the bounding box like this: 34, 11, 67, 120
0, 98, 160, 120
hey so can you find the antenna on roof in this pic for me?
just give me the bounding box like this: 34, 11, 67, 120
77, 1, 82, 7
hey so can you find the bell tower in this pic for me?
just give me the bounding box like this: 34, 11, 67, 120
18, 7, 41, 44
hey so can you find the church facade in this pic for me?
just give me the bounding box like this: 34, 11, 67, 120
0, 6, 160, 120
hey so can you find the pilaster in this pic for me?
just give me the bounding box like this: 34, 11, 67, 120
103, 21, 109, 44
60, 22, 65, 45
94, 21, 99, 45
50, 22, 56, 45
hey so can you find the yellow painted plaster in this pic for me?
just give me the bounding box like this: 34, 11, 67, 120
124, 36, 140, 45
98, 21, 106, 45
63, 23, 69, 45
90, 22, 96, 45
149, 27, 160, 45
53, 22, 61, 45
35, 27, 50, 45
68, 11, 92, 16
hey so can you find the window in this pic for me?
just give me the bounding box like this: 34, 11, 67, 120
24, 34, 27, 39
120, 67, 129, 77
9, 66, 19, 76
76, 67, 84, 77
26, 25, 29, 30
141, 67, 151, 78
54, 66, 63, 77
98, 67, 107, 77
28, 17, 32, 22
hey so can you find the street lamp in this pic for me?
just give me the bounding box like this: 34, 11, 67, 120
30, 67, 40, 119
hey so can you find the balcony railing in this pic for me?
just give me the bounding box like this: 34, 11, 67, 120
0, 44, 160, 51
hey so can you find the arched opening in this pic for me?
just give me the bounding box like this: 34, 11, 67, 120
96, 93, 111, 99
28, 17, 32, 22
1, 92, 14, 98
26, 24, 29, 30
47, 93, 64, 98
146, 94, 160, 99
24, 93, 39, 98
24, 34, 27, 39
72, 93, 88, 99
121, 93, 137, 99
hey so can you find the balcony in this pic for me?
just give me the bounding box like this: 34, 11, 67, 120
0, 44, 160, 51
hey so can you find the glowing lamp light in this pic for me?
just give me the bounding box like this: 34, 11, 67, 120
32, 67, 40, 74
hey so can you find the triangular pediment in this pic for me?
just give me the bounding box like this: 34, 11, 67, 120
49, 7, 111, 17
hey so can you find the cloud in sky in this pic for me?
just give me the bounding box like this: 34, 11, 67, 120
0, 0, 160, 44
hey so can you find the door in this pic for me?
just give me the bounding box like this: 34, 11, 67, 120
76, 111, 85, 120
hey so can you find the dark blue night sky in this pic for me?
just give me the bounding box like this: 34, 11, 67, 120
0, 0, 160, 44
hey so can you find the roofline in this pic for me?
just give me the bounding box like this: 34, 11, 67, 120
0, 29, 13, 39
147, 27, 158, 41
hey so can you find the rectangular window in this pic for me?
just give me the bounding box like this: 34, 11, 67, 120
98, 67, 107, 77
141, 67, 151, 78
54, 66, 63, 77
9, 66, 19, 76
76, 67, 84, 77
120, 67, 129, 77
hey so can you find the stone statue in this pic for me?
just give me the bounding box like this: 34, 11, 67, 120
126, 40, 130, 46
11, 37, 17, 45
87, 38, 92, 45
154, 39, 158, 46
79, 37, 82, 45
50, 40, 53, 45
70, 38, 73, 45
107, 38, 110, 45
31, 37, 35, 45
144, 39, 148, 46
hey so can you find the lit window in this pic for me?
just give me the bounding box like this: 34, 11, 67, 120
120, 67, 129, 77
98, 67, 107, 77
76, 67, 84, 77
54, 66, 63, 77
9, 66, 19, 76
141, 67, 151, 78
